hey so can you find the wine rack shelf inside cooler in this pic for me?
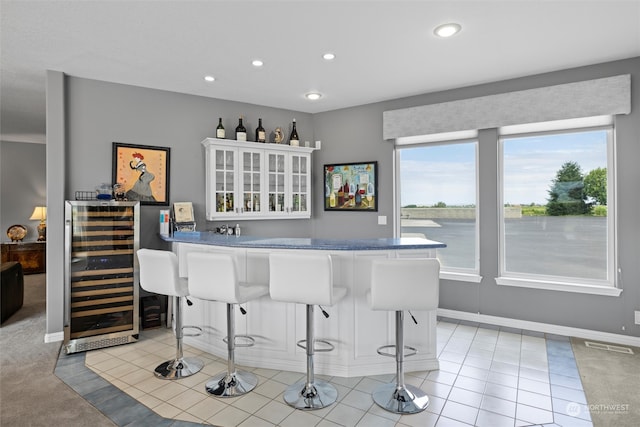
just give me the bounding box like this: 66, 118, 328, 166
64, 201, 140, 353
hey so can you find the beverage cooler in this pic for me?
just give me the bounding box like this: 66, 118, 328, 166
63, 200, 140, 354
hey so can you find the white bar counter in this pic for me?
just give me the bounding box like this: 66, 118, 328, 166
162, 232, 445, 377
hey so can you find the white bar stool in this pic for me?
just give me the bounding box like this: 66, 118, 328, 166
269, 253, 347, 410
369, 258, 440, 414
187, 252, 268, 397
136, 249, 204, 379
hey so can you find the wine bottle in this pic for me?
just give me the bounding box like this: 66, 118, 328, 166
235, 116, 247, 142
216, 117, 225, 139
256, 118, 266, 143
289, 118, 299, 146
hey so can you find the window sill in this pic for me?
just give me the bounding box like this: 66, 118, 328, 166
441, 271, 482, 283
495, 276, 622, 297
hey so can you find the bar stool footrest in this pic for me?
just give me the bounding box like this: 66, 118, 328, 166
182, 325, 202, 337
222, 334, 256, 347
376, 344, 417, 358
296, 339, 335, 352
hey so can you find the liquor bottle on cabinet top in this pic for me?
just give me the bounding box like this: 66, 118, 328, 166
289, 118, 299, 146
216, 117, 225, 139
256, 118, 266, 143
235, 117, 247, 142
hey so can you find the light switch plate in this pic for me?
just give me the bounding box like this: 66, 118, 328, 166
635, 311, 640, 325
378, 215, 387, 225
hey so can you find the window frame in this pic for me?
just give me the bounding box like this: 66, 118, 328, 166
395, 138, 481, 282
496, 119, 620, 296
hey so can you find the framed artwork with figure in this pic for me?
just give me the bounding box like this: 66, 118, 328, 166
112, 142, 171, 206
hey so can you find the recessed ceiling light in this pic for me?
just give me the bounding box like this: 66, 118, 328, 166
434, 23, 462, 38
252, 59, 264, 67
322, 53, 336, 61
204, 75, 215, 82
305, 92, 322, 101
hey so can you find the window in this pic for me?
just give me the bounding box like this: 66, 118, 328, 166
498, 120, 617, 293
397, 141, 479, 279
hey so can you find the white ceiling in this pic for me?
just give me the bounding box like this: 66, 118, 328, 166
2, 0, 639, 144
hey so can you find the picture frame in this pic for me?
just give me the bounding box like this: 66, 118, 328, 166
112, 142, 170, 206
324, 161, 378, 211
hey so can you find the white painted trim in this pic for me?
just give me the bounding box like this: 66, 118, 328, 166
45, 331, 64, 343
441, 271, 482, 283
438, 308, 640, 348
495, 276, 622, 297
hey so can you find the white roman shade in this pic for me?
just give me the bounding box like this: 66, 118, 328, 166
383, 75, 631, 141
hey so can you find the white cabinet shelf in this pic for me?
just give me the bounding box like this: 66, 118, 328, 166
202, 138, 315, 220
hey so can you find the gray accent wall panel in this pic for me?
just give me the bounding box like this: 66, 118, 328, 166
46, 57, 640, 339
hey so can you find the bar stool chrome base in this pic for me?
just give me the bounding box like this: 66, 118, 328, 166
154, 357, 204, 379
283, 380, 338, 410
372, 382, 429, 414
205, 370, 258, 397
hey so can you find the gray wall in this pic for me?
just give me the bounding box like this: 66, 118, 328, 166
0, 141, 46, 241
46, 57, 640, 338
312, 57, 640, 338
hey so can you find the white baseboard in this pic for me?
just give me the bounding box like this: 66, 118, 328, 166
45, 331, 64, 343
438, 308, 640, 348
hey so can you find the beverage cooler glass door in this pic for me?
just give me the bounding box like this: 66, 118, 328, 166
64, 200, 140, 354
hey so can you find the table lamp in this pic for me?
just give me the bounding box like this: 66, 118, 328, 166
30, 206, 47, 241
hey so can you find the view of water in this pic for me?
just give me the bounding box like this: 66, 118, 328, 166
402, 216, 608, 280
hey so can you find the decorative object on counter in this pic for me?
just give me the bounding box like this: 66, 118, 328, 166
74, 190, 97, 201
216, 117, 225, 139
96, 183, 113, 200
172, 202, 196, 232
289, 118, 299, 146
159, 209, 170, 236
273, 127, 284, 144
113, 182, 127, 201
112, 142, 170, 206
234, 223, 241, 236
324, 161, 378, 211
235, 116, 247, 141
255, 118, 266, 143
6, 225, 27, 242
29, 206, 47, 241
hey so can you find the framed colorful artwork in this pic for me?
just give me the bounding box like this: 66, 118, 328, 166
324, 161, 378, 211
112, 142, 170, 206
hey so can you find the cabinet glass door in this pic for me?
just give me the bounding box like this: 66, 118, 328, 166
290, 154, 310, 214
268, 152, 286, 213
240, 149, 262, 214
215, 148, 236, 213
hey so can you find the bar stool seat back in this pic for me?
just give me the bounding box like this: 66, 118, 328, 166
269, 252, 347, 410
187, 251, 268, 397
136, 249, 204, 380
369, 257, 440, 415
371, 258, 439, 311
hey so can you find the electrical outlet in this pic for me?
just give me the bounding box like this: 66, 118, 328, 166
635, 310, 640, 325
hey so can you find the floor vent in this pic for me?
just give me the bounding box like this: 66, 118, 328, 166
585, 341, 634, 354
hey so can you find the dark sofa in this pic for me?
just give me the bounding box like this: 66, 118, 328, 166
1, 261, 24, 324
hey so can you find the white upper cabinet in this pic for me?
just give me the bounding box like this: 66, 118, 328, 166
202, 138, 314, 220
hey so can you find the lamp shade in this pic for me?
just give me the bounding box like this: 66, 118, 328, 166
29, 206, 47, 222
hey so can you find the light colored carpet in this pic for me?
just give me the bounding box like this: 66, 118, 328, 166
571, 337, 640, 427
0, 273, 115, 426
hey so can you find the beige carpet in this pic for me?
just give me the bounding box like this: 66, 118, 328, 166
571, 337, 640, 427
0, 273, 115, 426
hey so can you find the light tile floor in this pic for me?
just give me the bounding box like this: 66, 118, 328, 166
55, 318, 593, 426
